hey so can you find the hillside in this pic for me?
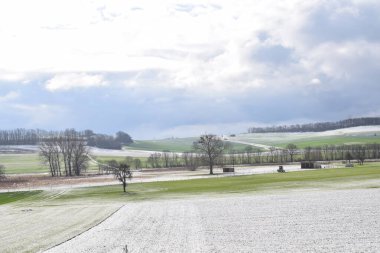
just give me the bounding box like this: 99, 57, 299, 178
232, 126, 380, 149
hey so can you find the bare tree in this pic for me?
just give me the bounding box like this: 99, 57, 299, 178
39, 138, 62, 176
72, 138, 90, 175
133, 158, 142, 170
0, 164, 5, 180
39, 129, 90, 177
114, 163, 132, 192
244, 146, 254, 164
162, 151, 170, 168
286, 143, 298, 162
182, 151, 200, 171
193, 134, 226, 175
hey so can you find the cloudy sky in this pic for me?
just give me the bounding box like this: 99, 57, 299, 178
0, 0, 379, 139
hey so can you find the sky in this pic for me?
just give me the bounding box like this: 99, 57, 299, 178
0, 0, 380, 139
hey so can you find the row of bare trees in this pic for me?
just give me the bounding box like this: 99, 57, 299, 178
39, 130, 90, 177
0, 128, 133, 150
221, 143, 380, 165
248, 117, 380, 133
145, 152, 202, 170
128, 143, 380, 172
0, 129, 46, 145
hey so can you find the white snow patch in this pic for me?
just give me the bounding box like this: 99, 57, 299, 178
46, 188, 380, 253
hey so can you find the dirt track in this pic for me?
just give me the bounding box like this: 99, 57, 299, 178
46, 188, 380, 253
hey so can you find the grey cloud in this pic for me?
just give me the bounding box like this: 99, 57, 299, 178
251, 45, 295, 66
302, 2, 380, 43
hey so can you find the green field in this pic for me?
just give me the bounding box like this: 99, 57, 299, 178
0, 191, 42, 205
233, 131, 380, 148
126, 128, 380, 152
276, 136, 380, 148
0, 154, 46, 174
126, 138, 254, 152
0, 154, 132, 174
3, 163, 379, 205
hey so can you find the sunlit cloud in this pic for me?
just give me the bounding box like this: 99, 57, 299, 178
0, 0, 379, 137
45, 73, 108, 91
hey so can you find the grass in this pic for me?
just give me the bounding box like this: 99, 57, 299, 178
0, 154, 46, 174
10, 163, 377, 205
125, 137, 198, 152
234, 132, 380, 148
275, 136, 380, 148
0, 191, 42, 205
0, 154, 138, 174
125, 138, 254, 152
95, 155, 148, 164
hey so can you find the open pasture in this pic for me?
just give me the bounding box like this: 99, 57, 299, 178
231, 126, 380, 148
125, 137, 254, 152
0, 154, 45, 174
0, 153, 145, 175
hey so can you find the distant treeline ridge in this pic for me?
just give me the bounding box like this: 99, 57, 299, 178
248, 117, 380, 133
0, 128, 133, 149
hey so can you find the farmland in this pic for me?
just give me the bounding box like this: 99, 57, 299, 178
1, 127, 380, 252
120, 126, 380, 152
46, 188, 380, 253
0, 153, 145, 175
1, 164, 380, 252
125, 137, 254, 152
228, 126, 380, 149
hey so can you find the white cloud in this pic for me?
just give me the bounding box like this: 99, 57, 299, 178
0, 0, 379, 95
0, 71, 28, 82
310, 78, 321, 85
45, 73, 107, 91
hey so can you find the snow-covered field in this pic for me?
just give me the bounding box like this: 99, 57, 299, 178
46, 188, 380, 253
228, 125, 380, 149
0, 191, 121, 253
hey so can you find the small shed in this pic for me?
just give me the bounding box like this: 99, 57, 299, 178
301, 161, 321, 169
223, 167, 235, 173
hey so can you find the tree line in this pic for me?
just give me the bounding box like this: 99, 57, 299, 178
0, 128, 133, 150
100, 143, 380, 172
248, 117, 380, 133
218, 143, 380, 166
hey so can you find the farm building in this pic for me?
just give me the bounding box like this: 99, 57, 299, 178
223, 167, 235, 173
301, 161, 321, 169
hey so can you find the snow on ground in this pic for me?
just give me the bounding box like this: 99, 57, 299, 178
226, 126, 380, 150
90, 147, 158, 157
46, 188, 380, 253
0, 145, 158, 157
0, 192, 121, 253
317, 125, 380, 136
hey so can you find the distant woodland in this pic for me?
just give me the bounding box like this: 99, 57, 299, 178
248, 117, 380, 133
0, 128, 133, 149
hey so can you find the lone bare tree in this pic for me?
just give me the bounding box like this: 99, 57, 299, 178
193, 134, 226, 175
114, 163, 132, 192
